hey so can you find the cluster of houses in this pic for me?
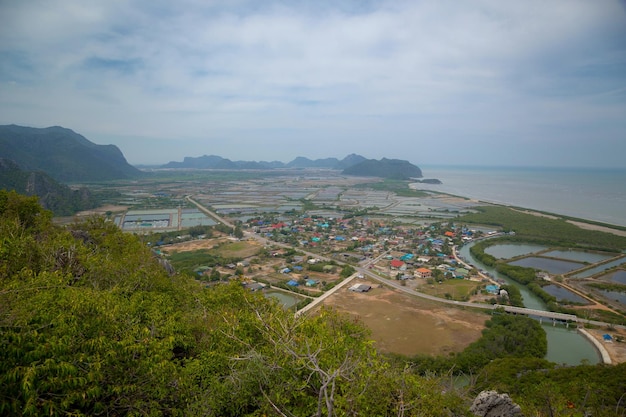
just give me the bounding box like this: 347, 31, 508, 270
250, 216, 478, 251
385, 254, 472, 281
248, 215, 482, 282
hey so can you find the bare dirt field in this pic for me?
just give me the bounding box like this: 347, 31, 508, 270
162, 237, 261, 257
321, 283, 489, 356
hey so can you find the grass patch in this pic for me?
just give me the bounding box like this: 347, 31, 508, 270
418, 279, 480, 301
213, 241, 260, 258
166, 249, 219, 273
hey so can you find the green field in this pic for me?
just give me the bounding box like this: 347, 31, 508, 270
417, 279, 480, 301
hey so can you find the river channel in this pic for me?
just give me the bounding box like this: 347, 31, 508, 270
458, 242, 601, 365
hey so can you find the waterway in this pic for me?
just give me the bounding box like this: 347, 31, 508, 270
265, 290, 301, 308
458, 242, 601, 365
484, 243, 548, 259
604, 270, 626, 285
570, 257, 626, 278
509, 257, 584, 275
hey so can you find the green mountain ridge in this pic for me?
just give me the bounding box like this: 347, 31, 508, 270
0, 124, 142, 182
342, 157, 423, 179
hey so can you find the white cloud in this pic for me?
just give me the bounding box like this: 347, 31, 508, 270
1, 0, 625, 166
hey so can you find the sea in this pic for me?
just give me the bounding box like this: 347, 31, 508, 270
413, 166, 626, 228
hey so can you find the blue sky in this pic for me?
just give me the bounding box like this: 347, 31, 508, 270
1, 0, 625, 167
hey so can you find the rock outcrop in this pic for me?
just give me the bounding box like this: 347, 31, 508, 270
470, 390, 523, 417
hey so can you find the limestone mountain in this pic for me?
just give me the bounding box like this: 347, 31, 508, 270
162, 153, 373, 171
0, 158, 100, 215
0, 125, 142, 182
342, 157, 423, 180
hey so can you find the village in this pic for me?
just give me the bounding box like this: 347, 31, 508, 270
159, 205, 504, 309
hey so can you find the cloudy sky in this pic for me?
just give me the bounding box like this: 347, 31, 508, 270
1, 0, 625, 167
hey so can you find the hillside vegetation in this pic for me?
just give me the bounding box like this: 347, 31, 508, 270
0, 158, 105, 216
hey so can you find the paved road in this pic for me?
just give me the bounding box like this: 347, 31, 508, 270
295, 274, 357, 317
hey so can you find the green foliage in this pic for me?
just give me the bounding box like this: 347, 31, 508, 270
459, 206, 626, 251
0, 192, 199, 415
476, 359, 626, 417
298, 198, 319, 211
166, 248, 232, 274
187, 224, 214, 237
495, 263, 536, 285
0, 161, 109, 216
215, 223, 234, 235
500, 284, 524, 307
340, 264, 356, 278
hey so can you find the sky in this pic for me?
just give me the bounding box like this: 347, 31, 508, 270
1, 0, 625, 167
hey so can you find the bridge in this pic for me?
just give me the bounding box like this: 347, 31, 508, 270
493, 304, 578, 323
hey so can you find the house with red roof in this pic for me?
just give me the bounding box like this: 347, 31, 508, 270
390, 259, 405, 269
415, 267, 432, 278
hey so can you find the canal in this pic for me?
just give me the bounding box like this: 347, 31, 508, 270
458, 242, 601, 365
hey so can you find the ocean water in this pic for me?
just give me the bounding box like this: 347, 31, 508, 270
413, 166, 626, 227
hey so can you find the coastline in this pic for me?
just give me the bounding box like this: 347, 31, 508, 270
415, 165, 626, 228
510, 207, 626, 237
566, 220, 626, 238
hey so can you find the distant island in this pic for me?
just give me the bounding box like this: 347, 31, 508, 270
162, 153, 423, 180
413, 178, 442, 184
